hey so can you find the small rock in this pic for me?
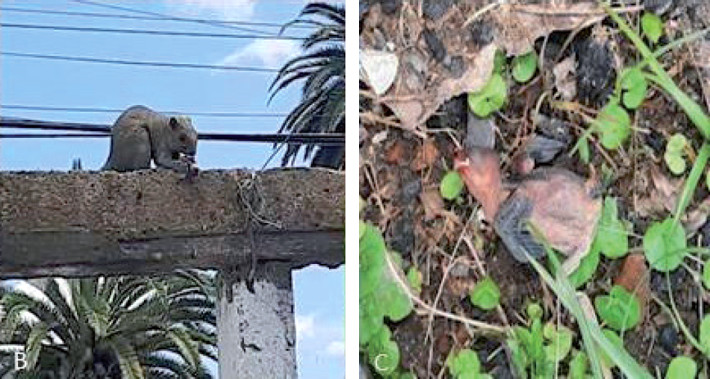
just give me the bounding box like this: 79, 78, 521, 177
524, 135, 567, 164
645, 0, 673, 15
575, 34, 615, 105
465, 113, 496, 150
446, 55, 466, 78
657, 323, 678, 354
361, 49, 399, 95
423, 29, 447, 63
401, 174, 422, 203
380, 0, 400, 14
468, 20, 495, 46
422, 0, 453, 20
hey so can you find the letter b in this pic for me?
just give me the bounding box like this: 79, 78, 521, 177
14, 351, 26, 370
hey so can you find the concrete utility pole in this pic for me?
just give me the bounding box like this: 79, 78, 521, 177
0, 168, 344, 378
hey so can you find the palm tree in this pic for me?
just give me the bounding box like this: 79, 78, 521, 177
269, 2, 345, 169
0, 271, 216, 378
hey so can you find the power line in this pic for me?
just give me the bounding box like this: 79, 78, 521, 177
0, 6, 314, 29
0, 22, 306, 41
1, 52, 280, 73
1, 105, 289, 118
0, 118, 344, 145
72, 0, 287, 35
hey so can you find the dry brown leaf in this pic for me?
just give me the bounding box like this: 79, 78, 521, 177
553, 56, 577, 101
684, 196, 710, 235
614, 254, 650, 314
693, 40, 710, 111
384, 44, 497, 130
385, 140, 406, 165
492, 3, 606, 56
636, 166, 683, 217
420, 188, 445, 221
412, 139, 440, 171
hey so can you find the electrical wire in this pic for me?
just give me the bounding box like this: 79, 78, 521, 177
72, 0, 292, 35
1, 52, 280, 73
0, 118, 344, 145
1, 105, 289, 118
0, 22, 306, 41
0, 6, 314, 29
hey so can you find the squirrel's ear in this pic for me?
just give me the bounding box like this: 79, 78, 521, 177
169, 117, 179, 130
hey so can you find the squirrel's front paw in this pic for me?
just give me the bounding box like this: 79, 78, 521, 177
184, 162, 199, 181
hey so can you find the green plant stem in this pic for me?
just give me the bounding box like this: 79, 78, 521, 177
674, 142, 710, 222
603, 2, 710, 139
526, 226, 653, 379
666, 272, 705, 353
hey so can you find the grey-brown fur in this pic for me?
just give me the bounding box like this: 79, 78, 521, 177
102, 105, 198, 174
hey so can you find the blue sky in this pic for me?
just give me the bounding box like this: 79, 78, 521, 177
0, 1, 344, 377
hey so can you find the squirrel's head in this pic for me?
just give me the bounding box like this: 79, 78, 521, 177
169, 116, 198, 157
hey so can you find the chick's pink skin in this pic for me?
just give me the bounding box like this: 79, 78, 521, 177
453, 147, 506, 222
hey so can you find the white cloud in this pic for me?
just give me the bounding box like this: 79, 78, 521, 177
325, 340, 344, 357
163, 0, 258, 21
295, 314, 316, 339
217, 40, 300, 68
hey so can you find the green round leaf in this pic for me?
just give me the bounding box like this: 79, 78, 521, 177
594, 102, 631, 150
569, 351, 589, 379
360, 224, 387, 296
527, 303, 543, 320
620, 68, 648, 109
664, 154, 686, 175
512, 51, 537, 83
543, 324, 573, 362
406, 266, 422, 294
664, 134, 688, 175
493, 49, 507, 73
643, 218, 687, 272
665, 356, 697, 379
703, 259, 710, 290
641, 12, 664, 44
447, 349, 481, 376
569, 244, 600, 288
360, 298, 384, 345
706, 169, 710, 191
699, 315, 710, 356
667, 134, 688, 152
594, 285, 641, 332
440, 170, 464, 200
594, 197, 629, 258
469, 277, 500, 310
378, 266, 413, 322
367, 325, 400, 375
468, 73, 507, 118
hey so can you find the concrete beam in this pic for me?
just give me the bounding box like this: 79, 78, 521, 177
0, 169, 344, 278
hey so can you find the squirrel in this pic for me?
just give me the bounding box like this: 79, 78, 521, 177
102, 105, 199, 176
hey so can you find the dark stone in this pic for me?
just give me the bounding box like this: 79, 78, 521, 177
380, 0, 400, 15
422, 0, 453, 20
389, 207, 415, 255
400, 175, 422, 203
525, 136, 566, 164
469, 20, 495, 46
447, 55, 466, 78
658, 323, 679, 354
423, 29, 447, 63
427, 95, 468, 130
575, 38, 616, 105
645, 0, 673, 15
645, 129, 666, 154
